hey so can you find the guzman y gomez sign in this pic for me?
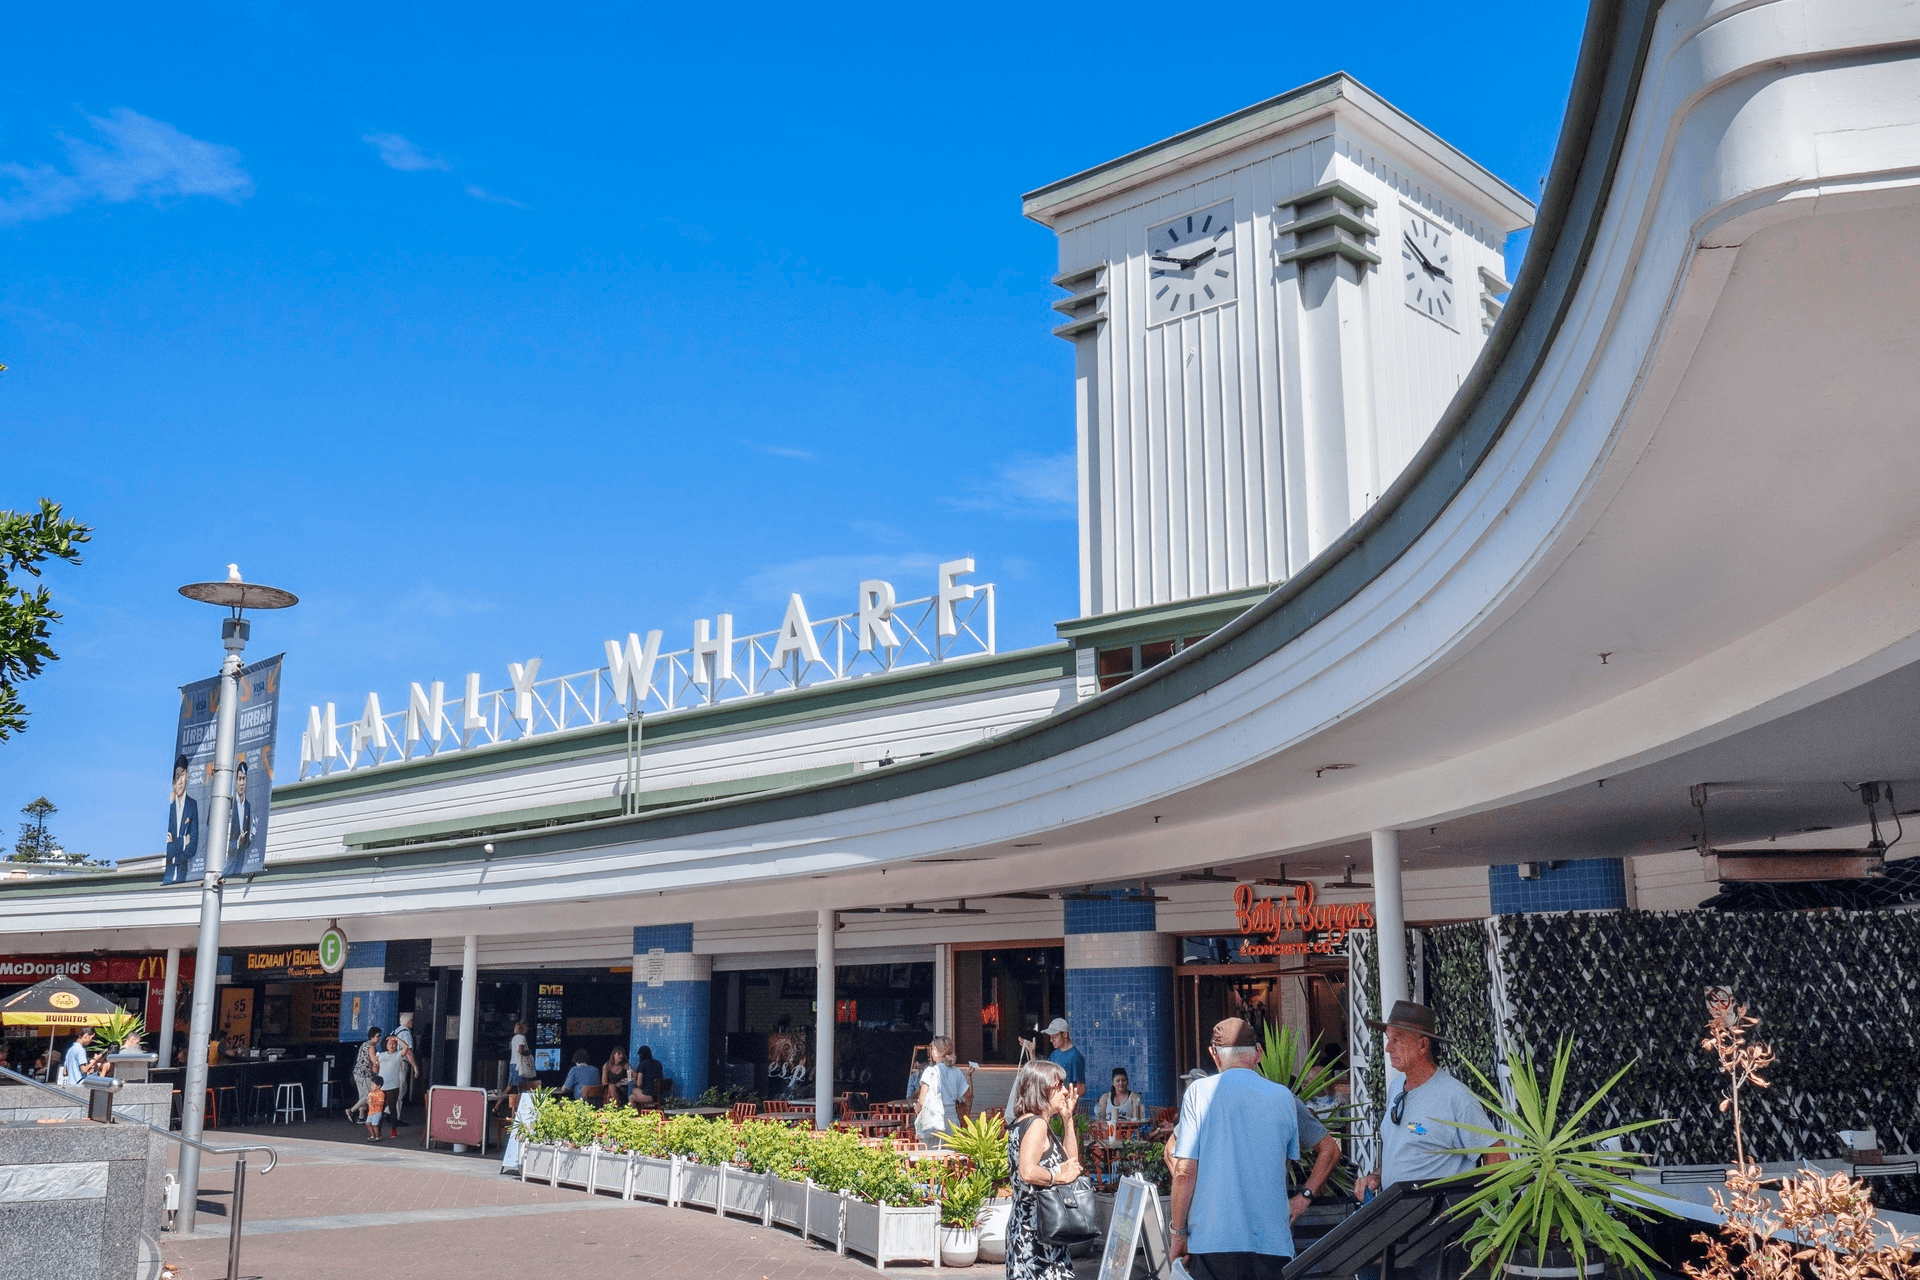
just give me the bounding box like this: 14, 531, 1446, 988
1233, 883, 1374, 957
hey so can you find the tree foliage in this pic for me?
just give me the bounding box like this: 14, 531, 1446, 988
0, 499, 93, 740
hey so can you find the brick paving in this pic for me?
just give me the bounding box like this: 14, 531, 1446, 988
160, 1128, 1077, 1280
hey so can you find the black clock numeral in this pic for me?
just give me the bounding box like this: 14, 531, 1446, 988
1155, 285, 1170, 299
1166, 226, 1180, 243
1201, 214, 1211, 232
1216, 247, 1232, 257
1203, 285, 1215, 300
1188, 293, 1195, 310
1186, 215, 1193, 232
1214, 268, 1228, 278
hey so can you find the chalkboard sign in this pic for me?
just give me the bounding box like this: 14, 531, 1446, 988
383, 939, 432, 984
1100, 1174, 1172, 1280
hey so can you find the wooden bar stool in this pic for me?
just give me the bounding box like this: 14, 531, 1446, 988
249, 1083, 277, 1125
212, 1085, 240, 1129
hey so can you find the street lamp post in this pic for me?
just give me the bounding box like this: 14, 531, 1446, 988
173, 566, 296, 1235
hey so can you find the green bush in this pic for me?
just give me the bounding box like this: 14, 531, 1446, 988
518, 1095, 930, 1205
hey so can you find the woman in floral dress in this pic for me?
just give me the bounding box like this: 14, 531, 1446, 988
1004, 1058, 1083, 1280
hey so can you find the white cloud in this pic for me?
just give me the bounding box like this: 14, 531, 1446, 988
363, 131, 448, 172
944, 452, 1076, 521
464, 184, 527, 209
0, 109, 252, 225
751, 442, 816, 461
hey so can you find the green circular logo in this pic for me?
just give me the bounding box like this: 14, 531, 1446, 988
318, 927, 347, 974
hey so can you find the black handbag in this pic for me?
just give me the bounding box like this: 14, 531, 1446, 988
1035, 1172, 1099, 1244
1023, 1120, 1098, 1244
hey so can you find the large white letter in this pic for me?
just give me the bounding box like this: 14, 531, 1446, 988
605, 630, 663, 708
936, 558, 976, 637
300, 704, 340, 774
507, 658, 543, 724
349, 692, 390, 760
691, 615, 734, 685
406, 680, 445, 748
857, 580, 898, 652
462, 672, 488, 734
769, 594, 824, 668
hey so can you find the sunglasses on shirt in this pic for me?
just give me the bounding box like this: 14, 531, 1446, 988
1390, 1091, 1408, 1126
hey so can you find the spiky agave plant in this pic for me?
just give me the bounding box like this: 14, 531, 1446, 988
1436, 1038, 1671, 1280
1256, 1023, 1358, 1194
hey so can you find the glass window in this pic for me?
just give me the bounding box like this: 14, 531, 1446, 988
1140, 639, 1177, 669
1096, 646, 1135, 691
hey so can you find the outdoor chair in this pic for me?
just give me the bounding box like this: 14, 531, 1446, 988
581, 1085, 607, 1107
728, 1102, 757, 1122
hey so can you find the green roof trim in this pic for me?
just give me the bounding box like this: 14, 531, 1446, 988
271, 644, 1075, 810
1054, 585, 1275, 649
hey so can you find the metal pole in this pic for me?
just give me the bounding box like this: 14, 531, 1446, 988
157, 947, 182, 1069
814, 908, 835, 1130
454, 933, 477, 1151
177, 616, 247, 1235
226, 1155, 247, 1280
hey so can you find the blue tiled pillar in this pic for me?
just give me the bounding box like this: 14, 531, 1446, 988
630, 924, 711, 1099
1488, 858, 1629, 914
340, 941, 399, 1046
1063, 893, 1176, 1111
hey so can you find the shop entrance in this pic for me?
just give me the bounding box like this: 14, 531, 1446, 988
953, 944, 1065, 1066
1173, 968, 1350, 1080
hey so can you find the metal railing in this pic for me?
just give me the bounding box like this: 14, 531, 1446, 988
299, 582, 996, 776
0, 1066, 276, 1279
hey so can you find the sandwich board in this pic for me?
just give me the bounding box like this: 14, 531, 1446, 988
1099, 1174, 1173, 1280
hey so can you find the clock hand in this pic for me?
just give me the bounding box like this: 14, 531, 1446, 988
1402, 233, 1438, 275
1184, 247, 1217, 270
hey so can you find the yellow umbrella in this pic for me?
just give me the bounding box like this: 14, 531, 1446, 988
0, 973, 122, 1026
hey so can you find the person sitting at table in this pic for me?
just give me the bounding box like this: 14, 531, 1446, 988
561, 1049, 601, 1101
602, 1047, 636, 1105
1093, 1066, 1146, 1126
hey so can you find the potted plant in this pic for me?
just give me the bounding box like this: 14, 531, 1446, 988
1258, 1024, 1357, 1199
1439, 1038, 1670, 1280
943, 1112, 1014, 1260
938, 1168, 991, 1267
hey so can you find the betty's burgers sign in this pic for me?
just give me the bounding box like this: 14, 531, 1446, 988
1232, 883, 1374, 957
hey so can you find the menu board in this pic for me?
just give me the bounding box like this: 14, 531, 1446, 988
291, 981, 341, 1041
535, 983, 564, 1063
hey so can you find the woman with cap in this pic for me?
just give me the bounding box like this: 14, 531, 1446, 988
1352, 1000, 1503, 1203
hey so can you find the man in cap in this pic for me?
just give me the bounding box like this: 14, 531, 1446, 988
1168, 1017, 1333, 1280
1041, 1017, 1085, 1101
1354, 1000, 1502, 1205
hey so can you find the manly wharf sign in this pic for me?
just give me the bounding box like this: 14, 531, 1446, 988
1233, 882, 1374, 957
300, 559, 995, 777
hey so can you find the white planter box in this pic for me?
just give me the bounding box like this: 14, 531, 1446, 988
553, 1144, 591, 1189
805, 1182, 845, 1250
521, 1143, 556, 1184
630, 1154, 675, 1203
768, 1175, 807, 1230
844, 1197, 941, 1270
677, 1157, 722, 1211
721, 1166, 770, 1221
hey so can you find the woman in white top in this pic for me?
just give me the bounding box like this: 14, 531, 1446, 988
911, 1036, 974, 1145
509, 1020, 538, 1086
1093, 1066, 1146, 1125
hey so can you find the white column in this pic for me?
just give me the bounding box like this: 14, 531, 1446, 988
932, 943, 952, 1038
456, 935, 477, 1087
453, 933, 478, 1152
1372, 829, 1409, 1009
157, 947, 182, 1068
815, 909, 835, 1130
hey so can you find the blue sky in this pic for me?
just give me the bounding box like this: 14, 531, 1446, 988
1, 1, 1585, 862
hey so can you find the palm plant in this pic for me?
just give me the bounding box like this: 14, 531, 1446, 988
93, 1009, 145, 1052
1437, 1038, 1671, 1280
1257, 1023, 1356, 1194
941, 1112, 1011, 1193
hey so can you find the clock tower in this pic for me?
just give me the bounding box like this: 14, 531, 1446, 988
1025, 75, 1533, 672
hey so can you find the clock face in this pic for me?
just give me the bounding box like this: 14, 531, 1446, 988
1146, 201, 1235, 325
1402, 211, 1455, 327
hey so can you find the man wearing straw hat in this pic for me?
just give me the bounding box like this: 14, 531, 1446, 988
1353, 1000, 1502, 1204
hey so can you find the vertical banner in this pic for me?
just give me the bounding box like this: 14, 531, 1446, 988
163, 654, 284, 885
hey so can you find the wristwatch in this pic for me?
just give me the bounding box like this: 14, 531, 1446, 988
1170, 1227, 1189, 1238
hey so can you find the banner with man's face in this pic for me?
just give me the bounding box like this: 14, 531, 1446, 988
163, 654, 283, 885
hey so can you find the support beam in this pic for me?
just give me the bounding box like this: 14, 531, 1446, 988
157, 947, 181, 1069
815, 909, 835, 1130
1372, 829, 1408, 1010
456, 935, 477, 1087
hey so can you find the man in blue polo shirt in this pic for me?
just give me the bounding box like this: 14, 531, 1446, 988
1169, 1017, 1310, 1280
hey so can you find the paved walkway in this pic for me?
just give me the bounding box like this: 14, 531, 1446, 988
159, 1127, 1102, 1279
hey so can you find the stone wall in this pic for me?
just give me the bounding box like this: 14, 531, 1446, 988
0, 1081, 172, 1273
